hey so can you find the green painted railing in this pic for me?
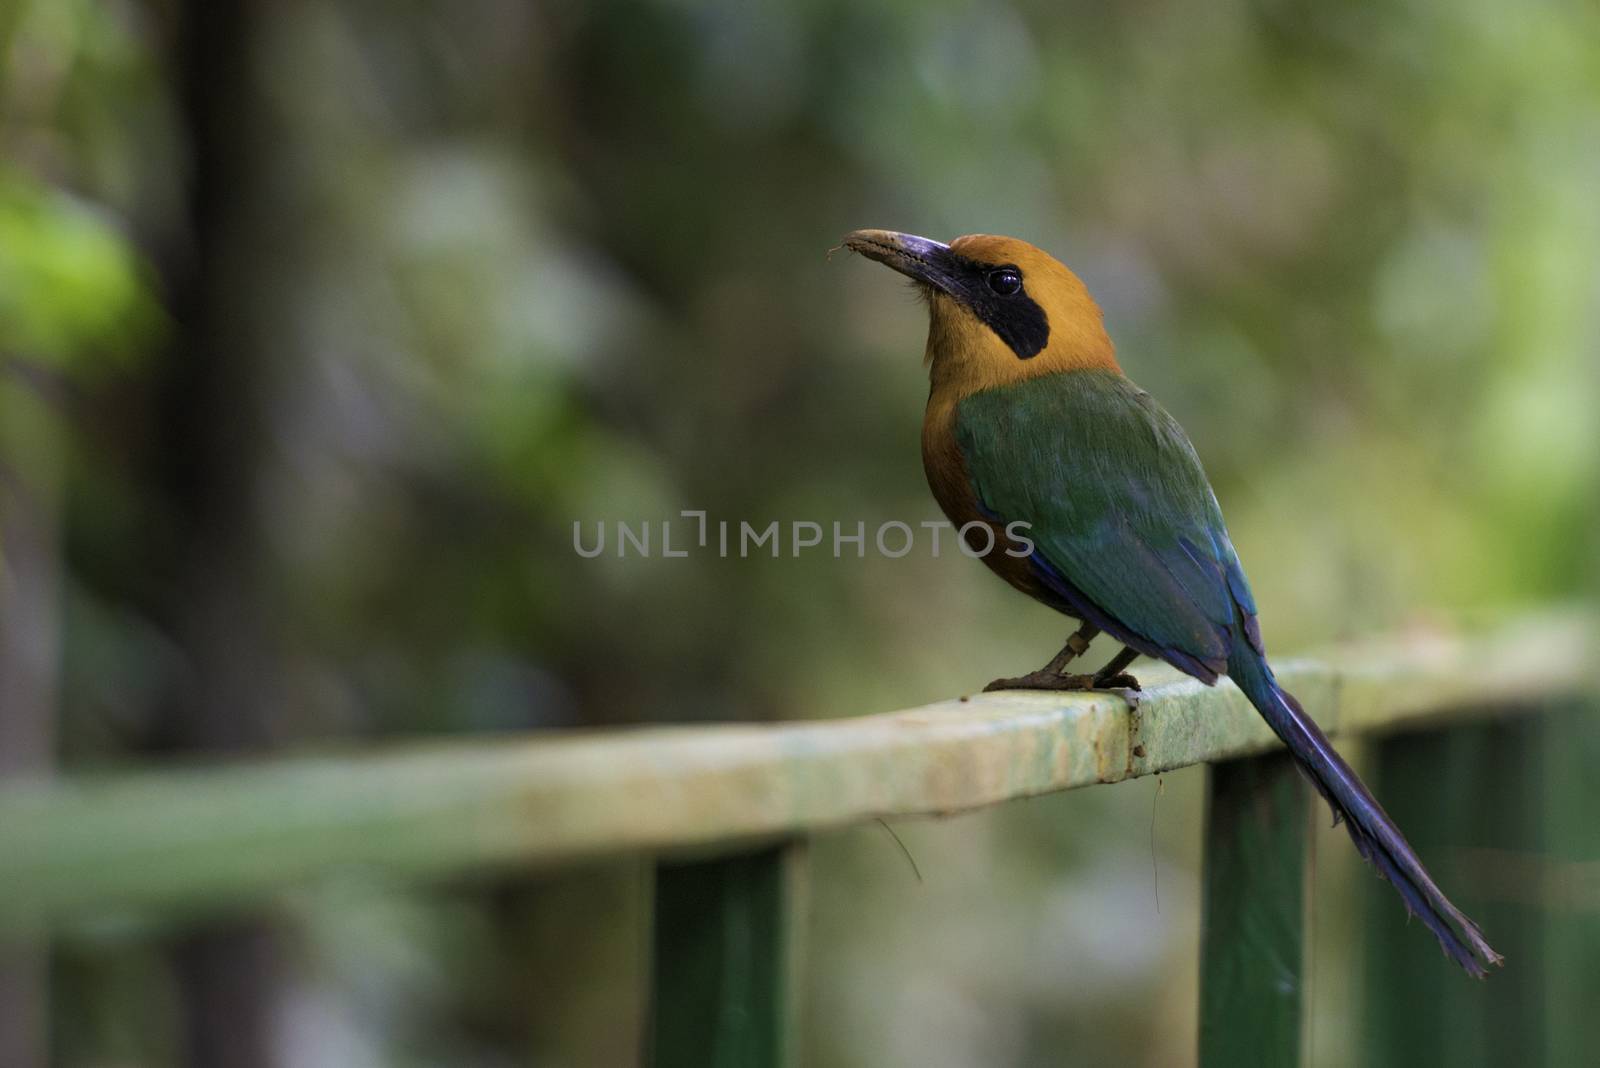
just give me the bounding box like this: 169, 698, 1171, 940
0, 611, 1595, 1065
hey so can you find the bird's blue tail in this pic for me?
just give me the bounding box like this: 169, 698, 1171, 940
1227, 648, 1502, 976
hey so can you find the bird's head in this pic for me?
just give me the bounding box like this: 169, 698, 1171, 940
841, 230, 1118, 394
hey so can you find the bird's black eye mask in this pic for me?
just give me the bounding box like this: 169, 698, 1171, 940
951, 259, 1050, 360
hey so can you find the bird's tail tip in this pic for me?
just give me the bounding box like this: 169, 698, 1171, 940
1234, 658, 1503, 977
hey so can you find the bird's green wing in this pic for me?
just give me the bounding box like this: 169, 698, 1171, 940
954, 369, 1260, 683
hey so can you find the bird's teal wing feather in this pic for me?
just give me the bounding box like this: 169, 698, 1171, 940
954, 369, 1259, 683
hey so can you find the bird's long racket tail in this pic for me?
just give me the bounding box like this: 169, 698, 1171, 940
1227, 649, 1503, 976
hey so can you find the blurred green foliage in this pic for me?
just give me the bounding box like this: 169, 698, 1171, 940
2, 0, 1597, 1065
0, 169, 160, 366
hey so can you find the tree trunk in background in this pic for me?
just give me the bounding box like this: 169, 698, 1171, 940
0, 386, 61, 1068
156, 1, 293, 1065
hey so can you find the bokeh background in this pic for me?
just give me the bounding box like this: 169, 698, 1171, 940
1, 0, 1597, 1065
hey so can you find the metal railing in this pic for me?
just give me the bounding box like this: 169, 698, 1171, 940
1, 610, 1595, 1066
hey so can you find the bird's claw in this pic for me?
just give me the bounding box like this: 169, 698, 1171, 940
984, 670, 1095, 693
1094, 672, 1141, 691
983, 670, 1142, 695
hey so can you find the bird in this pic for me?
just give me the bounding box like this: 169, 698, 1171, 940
840, 228, 1501, 976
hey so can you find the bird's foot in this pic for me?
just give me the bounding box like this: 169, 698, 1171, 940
1094, 672, 1141, 691
984, 670, 1142, 694
1094, 672, 1142, 708
984, 671, 1097, 693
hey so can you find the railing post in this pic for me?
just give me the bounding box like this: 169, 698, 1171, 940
1199, 750, 1309, 1067
1361, 712, 1561, 1066
649, 840, 807, 1068
1539, 699, 1600, 1066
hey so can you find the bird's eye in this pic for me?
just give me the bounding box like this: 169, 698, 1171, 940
987, 268, 1022, 296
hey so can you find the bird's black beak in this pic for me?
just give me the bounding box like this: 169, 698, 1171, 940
841, 229, 962, 296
